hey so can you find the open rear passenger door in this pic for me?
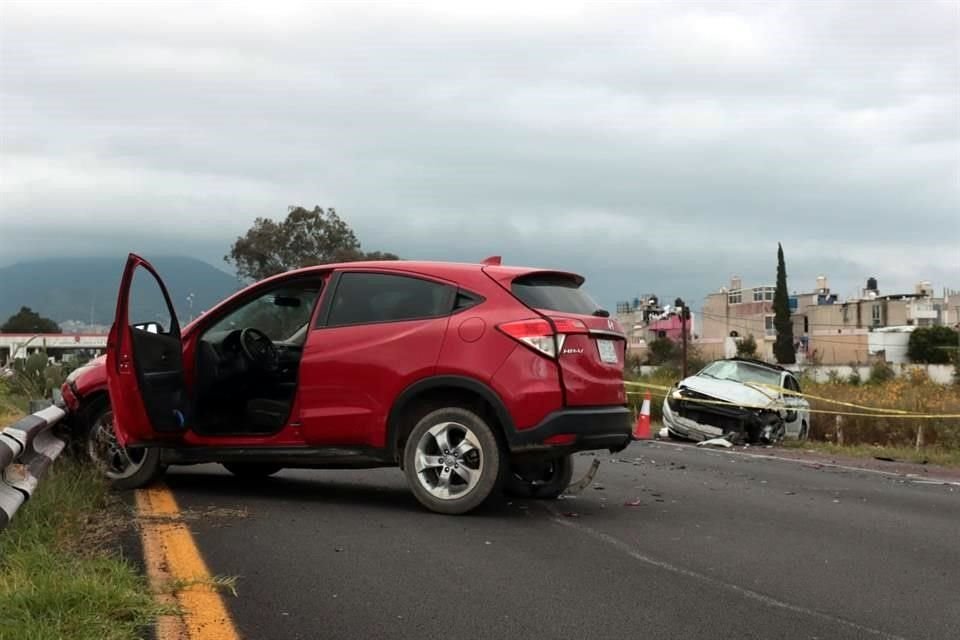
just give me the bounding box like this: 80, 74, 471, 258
106, 254, 188, 446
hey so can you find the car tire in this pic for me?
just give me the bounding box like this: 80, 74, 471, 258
222, 463, 283, 478
757, 414, 786, 445
82, 397, 166, 491
505, 455, 574, 499
402, 407, 502, 515
799, 421, 809, 441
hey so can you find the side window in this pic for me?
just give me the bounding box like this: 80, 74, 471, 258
453, 289, 484, 313
324, 273, 454, 327
783, 375, 801, 394
129, 267, 176, 336
205, 282, 322, 343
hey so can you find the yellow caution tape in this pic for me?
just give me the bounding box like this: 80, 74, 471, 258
625, 379, 921, 415
623, 384, 960, 420
742, 381, 920, 416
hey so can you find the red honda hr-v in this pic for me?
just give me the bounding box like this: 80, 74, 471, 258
61, 254, 632, 514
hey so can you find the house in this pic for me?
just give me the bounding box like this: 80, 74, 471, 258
699, 276, 778, 361
699, 274, 956, 365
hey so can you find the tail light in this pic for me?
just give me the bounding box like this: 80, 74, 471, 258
497, 317, 589, 359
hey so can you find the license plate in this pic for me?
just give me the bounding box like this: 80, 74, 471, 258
597, 339, 618, 364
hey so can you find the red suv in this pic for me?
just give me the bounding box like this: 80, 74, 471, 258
62, 254, 631, 514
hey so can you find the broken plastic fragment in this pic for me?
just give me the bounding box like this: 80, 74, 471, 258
697, 437, 733, 448
564, 458, 601, 495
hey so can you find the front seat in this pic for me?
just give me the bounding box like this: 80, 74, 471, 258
246, 398, 290, 431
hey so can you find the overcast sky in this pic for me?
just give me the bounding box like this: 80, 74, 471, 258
1, 0, 958, 309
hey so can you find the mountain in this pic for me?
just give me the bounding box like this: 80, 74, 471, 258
0, 256, 242, 329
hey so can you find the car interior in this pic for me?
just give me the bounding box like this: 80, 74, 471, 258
191, 279, 323, 435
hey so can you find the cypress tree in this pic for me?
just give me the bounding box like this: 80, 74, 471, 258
773, 243, 796, 364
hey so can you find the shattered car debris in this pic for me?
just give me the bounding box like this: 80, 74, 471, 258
663, 358, 810, 444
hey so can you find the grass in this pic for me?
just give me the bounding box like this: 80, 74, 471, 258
0, 407, 161, 640
801, 370, 960, 450
782, 440, 960, 468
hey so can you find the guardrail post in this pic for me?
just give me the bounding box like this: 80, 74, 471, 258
0, 479, 27, 530
0, 405, 68, 531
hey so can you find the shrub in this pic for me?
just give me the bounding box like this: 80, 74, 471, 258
868, 361, 896, 385
908, 326, 958, 364
7, 354, 79, 400
847, 368, 862, 386
647, 337, 678, 365
736, 334, 758, 358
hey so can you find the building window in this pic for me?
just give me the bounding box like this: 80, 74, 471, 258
728, 290, 742, 305
765, 315, 775, 337
754, 287, 774, 302
872, 305, 881, 327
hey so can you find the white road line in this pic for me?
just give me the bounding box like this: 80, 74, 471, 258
646, 441, 960, 487
544, 504, 906, 640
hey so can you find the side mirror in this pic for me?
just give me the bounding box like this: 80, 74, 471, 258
133, 321, 162, 334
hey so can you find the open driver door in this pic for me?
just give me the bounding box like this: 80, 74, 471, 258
106, 254, 188, 446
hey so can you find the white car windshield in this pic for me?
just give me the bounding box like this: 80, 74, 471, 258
699, 361, 781, 388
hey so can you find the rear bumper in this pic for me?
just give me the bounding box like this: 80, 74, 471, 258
506, 406, 633, 454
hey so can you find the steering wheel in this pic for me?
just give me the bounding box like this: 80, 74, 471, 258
239, 328, 279, 372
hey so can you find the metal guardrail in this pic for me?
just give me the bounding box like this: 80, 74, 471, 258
0, 404, 68, 530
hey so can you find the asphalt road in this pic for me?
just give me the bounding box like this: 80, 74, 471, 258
166, 442, 960, 640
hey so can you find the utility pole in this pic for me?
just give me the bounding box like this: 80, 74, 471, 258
681, 308, 688, 378
675, 297, 689, 378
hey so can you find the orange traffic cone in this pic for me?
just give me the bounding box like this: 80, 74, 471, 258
633, 391, 652, 440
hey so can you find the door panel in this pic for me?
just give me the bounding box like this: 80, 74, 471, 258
130, 329, 187, 432
106, 254, 187, 446
298, 319, 447, 447
297, 270, 455, 448
781, 374, 805, 437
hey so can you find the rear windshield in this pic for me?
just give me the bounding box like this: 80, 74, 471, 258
511, 274, 600, 315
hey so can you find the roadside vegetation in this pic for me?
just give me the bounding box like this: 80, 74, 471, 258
800, 368, 960, 450
0, 380, 160, 640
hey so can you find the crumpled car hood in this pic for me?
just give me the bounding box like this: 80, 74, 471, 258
677, 376, 777, 409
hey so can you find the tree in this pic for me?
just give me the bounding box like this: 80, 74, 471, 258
647, 337, 678, 365
907, 326, 958, 365
736, 334, 758, 358
773, 243, 795, 364
224, 206, 400, 281
1, 306, 61, 334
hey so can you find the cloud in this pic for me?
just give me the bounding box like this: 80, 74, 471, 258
1, 0, 957, 309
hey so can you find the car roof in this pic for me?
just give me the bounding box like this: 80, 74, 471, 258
183, 260, 584, 333
261, 260, 582, 286
725, 357, 791, 374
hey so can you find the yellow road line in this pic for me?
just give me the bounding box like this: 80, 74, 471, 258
136, 486, 241, 640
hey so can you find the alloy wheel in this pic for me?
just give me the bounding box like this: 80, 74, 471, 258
86, 410, 147, 480
414, 421, 483, 500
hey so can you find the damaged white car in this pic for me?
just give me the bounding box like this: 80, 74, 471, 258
663, 358, 810, 444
